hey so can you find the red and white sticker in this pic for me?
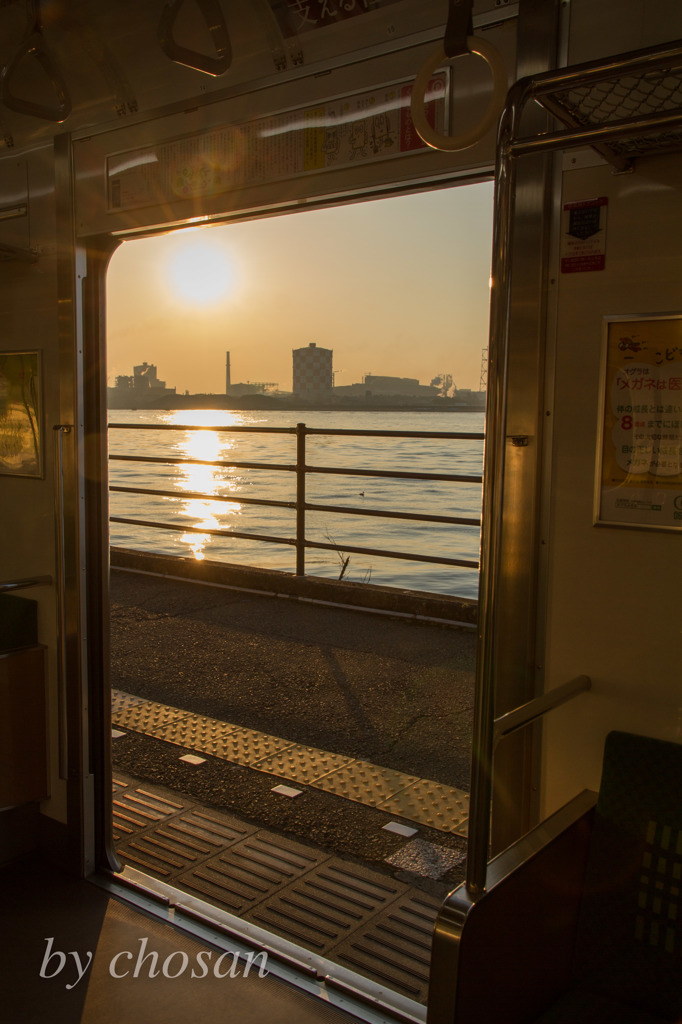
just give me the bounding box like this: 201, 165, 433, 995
561, 196, 608, 273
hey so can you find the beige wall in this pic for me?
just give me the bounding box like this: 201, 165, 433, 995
541, 152, 682, 813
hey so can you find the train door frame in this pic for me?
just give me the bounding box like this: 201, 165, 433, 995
60, 0, 562, 964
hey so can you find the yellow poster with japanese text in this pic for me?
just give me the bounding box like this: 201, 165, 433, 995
597, 316, 682, 529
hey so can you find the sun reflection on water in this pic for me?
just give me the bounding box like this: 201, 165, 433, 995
168, 409, 246, 559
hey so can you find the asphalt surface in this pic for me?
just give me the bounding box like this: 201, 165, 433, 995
109, 568, 476, 884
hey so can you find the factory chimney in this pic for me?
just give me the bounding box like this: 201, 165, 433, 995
225, 351, 231, 393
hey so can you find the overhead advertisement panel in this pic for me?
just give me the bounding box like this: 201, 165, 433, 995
596, 314, 682, 531
106, 73, 446, 214
266, 0, 403, 38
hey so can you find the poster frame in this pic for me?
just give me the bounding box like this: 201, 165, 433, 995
594, 312, 682, 532
0, 349, 43, 479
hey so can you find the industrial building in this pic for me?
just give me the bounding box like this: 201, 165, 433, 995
292, 342, 333, 399
334, 374, 439, 399
107, 361, 176, 408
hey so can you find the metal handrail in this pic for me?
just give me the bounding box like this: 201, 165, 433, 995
108, 420, 484, 577
464, 676, 592, 907
492, 675, 592, 748
0, 575, 52, 593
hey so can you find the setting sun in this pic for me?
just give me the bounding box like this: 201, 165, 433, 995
166, 237, 236, 305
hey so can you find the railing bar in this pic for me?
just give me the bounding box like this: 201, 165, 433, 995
107, 423, 484, 440
303, 428, 485, 440
492, 675, 592, 747
511, 109, 682, 159
0, 574, 53, 593
109, 517, 297, 547
108, 453, 481, 483
109, 455, 296, 472
108, 423, 296, 434
107, 485, 477, 524
108, 518, 479, 568
109, 485, 295, 510
306, 465, 483, 483
304, 502, 481, 526
304, 539, 479, 569
295, 422, 306, 576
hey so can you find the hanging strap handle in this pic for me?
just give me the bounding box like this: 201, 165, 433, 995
159, 0, 232, 76
410, 0, 506, 152
1, 1, 71, 123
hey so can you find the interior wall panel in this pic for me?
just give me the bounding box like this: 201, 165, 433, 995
541, 153, 682, 814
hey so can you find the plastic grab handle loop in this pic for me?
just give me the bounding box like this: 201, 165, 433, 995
410, 36, 506, 152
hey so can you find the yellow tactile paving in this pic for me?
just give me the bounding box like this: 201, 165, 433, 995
312, 760, 419, 806
378, 779, 469, 834
250, 744, 353, 784
111, 692, 469, 835
111, 699, 194, 734
151, 715, 295, 764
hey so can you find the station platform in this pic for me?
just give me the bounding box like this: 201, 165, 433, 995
108, 567, 477, 1010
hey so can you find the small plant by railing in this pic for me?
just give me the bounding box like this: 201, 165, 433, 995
108, 422, 484, 580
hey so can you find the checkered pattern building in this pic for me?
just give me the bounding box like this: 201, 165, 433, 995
292, 342, 333, 398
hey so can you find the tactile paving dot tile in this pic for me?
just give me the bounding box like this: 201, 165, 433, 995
311, 760, 420, 807
152, 716, 295, 766
150, 714, 238, 754
111, 689, 150, 716
111, 700, 194, 735
214, 726, 297, 766
378, 779, 470, 833
250, 744, 353, 784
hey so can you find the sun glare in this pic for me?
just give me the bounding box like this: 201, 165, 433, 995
167, 237, 236, 305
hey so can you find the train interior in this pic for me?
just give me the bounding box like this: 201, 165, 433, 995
1, 1, 681, 1022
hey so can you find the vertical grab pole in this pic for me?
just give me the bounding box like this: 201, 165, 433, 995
53, 423, 72, 780
465, 84, 523, 897
295, 422, 306, 576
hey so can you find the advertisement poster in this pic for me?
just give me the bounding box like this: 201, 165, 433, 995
108, 74, 446, 213
596, 315, 682, 530
0, 351, 42, 478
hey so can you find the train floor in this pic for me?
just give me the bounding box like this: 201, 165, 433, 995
0, 853, 364, 1024
111, 768, 454, 1007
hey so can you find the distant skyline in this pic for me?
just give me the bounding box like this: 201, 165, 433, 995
106, 181, 494, 395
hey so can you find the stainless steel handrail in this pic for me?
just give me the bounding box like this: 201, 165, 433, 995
54, 424, 72, 780
463, 677, 593, 922
0, 575, 52, 593
493, 675, 591, 748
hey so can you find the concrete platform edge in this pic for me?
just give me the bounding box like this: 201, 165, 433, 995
109, 548, 478, 626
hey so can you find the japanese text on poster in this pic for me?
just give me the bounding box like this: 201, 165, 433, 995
597, 316, 682, 529
267, 0, 403, 39
107, 75, 446, 213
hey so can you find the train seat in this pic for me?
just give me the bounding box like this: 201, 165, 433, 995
430, 731, 682, 1023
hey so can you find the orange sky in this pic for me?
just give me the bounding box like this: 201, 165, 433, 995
106, 180, 494, 394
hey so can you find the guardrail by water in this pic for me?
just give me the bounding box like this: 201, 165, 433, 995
108, 421, 484, 581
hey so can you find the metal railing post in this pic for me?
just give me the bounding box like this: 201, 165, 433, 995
295, 422, 306, 576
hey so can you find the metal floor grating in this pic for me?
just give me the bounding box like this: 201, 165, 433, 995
112, 773, 445, 1004
111, 690, 469, 835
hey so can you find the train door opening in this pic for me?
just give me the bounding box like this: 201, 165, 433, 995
102, 181, 494, 1011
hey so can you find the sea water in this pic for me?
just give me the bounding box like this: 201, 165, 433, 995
107, 408, 485, 599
